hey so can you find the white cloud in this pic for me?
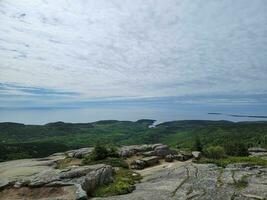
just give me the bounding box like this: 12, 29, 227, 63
0, 0, 267, 103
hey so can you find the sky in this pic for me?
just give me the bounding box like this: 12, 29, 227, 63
0, 0, 267, 124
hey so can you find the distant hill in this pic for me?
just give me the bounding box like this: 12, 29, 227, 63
1, 120, 267, 161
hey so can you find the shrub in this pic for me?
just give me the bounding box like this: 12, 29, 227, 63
233, 175, 248, 189
223, 142, 249, 157
107, 146, 119, 158
82, 157, 129, 168
82, 144, 125, 167
192, 136, 203, 151
92, 169, 141, 197
91, 144, 109, 161
204, 146, 225, 159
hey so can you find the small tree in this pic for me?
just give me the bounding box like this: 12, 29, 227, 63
204, 146, 225, 159
193, 135, 203, 151
224, 142, 248, 156
91, 143, 109, 161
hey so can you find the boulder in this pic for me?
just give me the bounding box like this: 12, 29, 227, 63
154, 145, 177, 157
131, 159, 147, 170
248, 147, 267, 153
248, 147, 267, 158
192, 151, 201, 160
142, 151, 156, 157
119, 149, 134, 158
81, 165, 113, 195
118, 145, 139, 158
130, 156, 160, 169
118, 144, 176, 158
180, 151, 193, 160
165, 155, 174, 162
59, 165, 106, 179
151, 143, 164, 150
142, 156, 160, 166
138, 145, 153, 152
119, 144, 155, 157
174, 154, 184, 161
66, 148, 93, 158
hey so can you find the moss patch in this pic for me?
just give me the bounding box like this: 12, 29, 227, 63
231, 175, 249, 189
56, 157, 73, 169
56, 157, 81, 169
92, 168, 142, 197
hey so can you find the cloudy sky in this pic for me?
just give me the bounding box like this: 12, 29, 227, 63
0, 0, 267, 123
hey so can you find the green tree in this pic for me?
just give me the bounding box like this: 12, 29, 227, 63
193, 135, 203, 151
91, 143, 109, 161
224, 142, 248, 156
204, 146, 225, 159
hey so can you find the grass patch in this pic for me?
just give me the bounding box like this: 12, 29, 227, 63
197, 156, 267, 168
82, 157, 129, 168
92, 168, 142, 197
56, 157, 73, 169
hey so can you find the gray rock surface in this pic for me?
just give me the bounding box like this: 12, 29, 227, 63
93, 161, 267, 200
119, 144, 176, 158
1, 145, 267, 200
81, 165, 113, 195
66, 147, 93, 158
0, 155, 113, 200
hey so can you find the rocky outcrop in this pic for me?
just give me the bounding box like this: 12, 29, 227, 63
248, 147, 267, 153
153, 145, 176, 157
249, 147, 267, 159
66, 148, 93, 158
2, 144, 267, 200
118, 144, 154, 157
119, 143, 176, 158
81, 165, 113, 195
165, 151, 194, 162
192, 151, 201, 160
131, 156, 160, 170
93, 162, 267, 200
0, 155, 113, 200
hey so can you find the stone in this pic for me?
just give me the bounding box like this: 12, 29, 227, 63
130, 156, 160, 169
154, 145, 177, 157
180, 151, 193, 160
142, 156, 160, 166
0, 155, 113, 199
165, 155, 174, 162
151, 144, 164, 150
131, 159, 147, 170
142, 151, 156, 157
248, 147, 267, 153
192, 151, 201, 160
118, 144, 177, 158
81, 165, 113, 195
59, 165, 103, 179
66, 147, 93, 158
173, 153, 184, 161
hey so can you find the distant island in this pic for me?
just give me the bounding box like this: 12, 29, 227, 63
208, 113, 267, 118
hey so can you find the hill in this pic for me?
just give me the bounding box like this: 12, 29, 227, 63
1, 120, 267, 161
